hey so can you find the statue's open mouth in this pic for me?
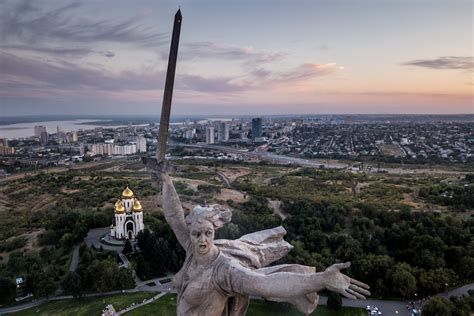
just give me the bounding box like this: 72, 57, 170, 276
198, 244, 207, 252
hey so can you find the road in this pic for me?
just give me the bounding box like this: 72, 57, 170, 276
173, 143, 471, 175
84, 228, 123, 252
69, 245, 80, 272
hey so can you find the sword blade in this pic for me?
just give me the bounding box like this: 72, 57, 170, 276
157, 9, 182, 161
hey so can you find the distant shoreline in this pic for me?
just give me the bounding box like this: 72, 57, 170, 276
1, 114, 473, 126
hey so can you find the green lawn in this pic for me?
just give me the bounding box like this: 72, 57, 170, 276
11, 292, 366, 316
248, 299, 366, 316
126, 293, 177, 316
127, 293, 367, 316
11, 292, 156, 316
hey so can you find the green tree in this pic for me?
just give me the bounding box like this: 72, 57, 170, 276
60, 233, 74, 251
422, 297, 455, 316
36, 277, 57, 298
123, 239, 133, 254
62, 272, 82, 298
0, 277, 16, 305
87, 259, 119, 292
391, 263, 417, 298
118, 268, 135, 289
352, 255, 395, 296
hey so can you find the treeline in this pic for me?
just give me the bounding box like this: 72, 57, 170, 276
1, 171, 157, 240
419, 183, 474, 210
213, 184, 473, 299
0, 211, 119, 305
38, 211, 111, 249
422, 292, 474, 316
132, 213, 186, 280
281, 200, 473, 298
63, 245, 134, 297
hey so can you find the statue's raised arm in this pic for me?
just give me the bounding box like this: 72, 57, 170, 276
160, 170, 190, 250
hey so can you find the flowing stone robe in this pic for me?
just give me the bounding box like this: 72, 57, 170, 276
172, 226, 319, 316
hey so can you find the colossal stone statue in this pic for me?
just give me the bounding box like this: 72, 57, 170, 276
158, 168, 370, 316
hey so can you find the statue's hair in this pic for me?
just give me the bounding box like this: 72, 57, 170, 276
185, 204, 232, 229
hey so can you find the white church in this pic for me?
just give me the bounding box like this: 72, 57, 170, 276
110, 187, 145, 240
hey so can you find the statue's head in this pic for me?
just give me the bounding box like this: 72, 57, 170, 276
185, 204, 231, 255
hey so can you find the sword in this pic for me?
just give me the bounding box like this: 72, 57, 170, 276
144, 9, 182, 179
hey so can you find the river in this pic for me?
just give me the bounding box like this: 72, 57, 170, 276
0, 119, 127, 139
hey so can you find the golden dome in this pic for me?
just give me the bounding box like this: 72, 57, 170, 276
115, 200, 125, 213
122, 186, 134, 198
132, 199, 143, 212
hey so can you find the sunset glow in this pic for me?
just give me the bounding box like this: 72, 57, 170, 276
0, 0, 472, 116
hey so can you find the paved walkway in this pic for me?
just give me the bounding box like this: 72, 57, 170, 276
118, 292, 167, 315
84, 228, 123, 252
69, 245, 80, 272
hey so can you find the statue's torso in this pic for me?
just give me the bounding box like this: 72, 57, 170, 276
174, 251, 231, 316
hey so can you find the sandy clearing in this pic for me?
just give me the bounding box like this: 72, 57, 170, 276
217, 167, 252, 182
216, 189, 248, 204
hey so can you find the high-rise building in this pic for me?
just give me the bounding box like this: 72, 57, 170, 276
40, 131, 49, 145
0, 146, 15, 155
217, 122, 229, 142
252, 118, 263, 140
34, 126, 47, 138
137, 135, 147, 153
185, 129, 195, 139
113, 144, 137, 155
206, 126, 215, 144
67, 131, 78, 143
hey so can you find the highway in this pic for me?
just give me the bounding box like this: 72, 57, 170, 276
171, 143, 471, 175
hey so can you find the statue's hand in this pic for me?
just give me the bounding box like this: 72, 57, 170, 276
322, 262, 370, 299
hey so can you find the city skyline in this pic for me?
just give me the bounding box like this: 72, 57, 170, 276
0, 0, 472, 116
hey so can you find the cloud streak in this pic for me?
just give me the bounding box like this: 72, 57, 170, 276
0, 52, 164, 92
1, 44, 115, 58
0, 0, 167, 47
172, 41, 286, 63
402, 56, 474, 70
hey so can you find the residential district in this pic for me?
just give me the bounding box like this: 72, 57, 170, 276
0, 115, 472, 175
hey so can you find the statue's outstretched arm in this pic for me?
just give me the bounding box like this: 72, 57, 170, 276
161, 172, 190, 249
232, 262, 370, 300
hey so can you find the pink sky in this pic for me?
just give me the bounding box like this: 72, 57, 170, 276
0, 0, 472, 116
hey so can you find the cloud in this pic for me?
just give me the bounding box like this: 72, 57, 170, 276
275, 63, 341, 81
251, 68, 272, 78
178, 74, 247, 93
173, 41, 286, 63
1, 44, 115, 58
0, 0, 166, 47
402, 56, 474, 70
176, 62, 342, 93
0, 52, 163, 92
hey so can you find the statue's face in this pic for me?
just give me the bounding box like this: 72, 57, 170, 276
190, 220, 215, 256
